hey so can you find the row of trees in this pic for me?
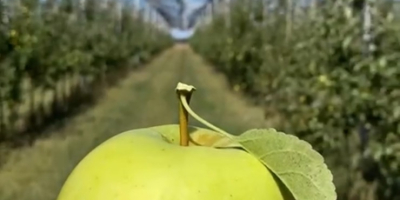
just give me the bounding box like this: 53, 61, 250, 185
191, 0, 399, 200
0, 0, 172, 145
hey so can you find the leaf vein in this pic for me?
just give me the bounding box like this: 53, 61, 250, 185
258, 149, 317, 162
277, 171, 325, 194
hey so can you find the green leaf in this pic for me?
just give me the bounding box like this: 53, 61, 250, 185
234, 128, 336, 200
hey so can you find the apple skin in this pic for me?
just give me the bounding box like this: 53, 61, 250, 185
57, 125, 284, 200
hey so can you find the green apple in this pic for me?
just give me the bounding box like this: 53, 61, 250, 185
57, 125, 284, 200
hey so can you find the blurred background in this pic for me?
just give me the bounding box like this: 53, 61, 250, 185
0, 0, 399, 200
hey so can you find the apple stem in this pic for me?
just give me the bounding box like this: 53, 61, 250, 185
179, 95, 232, 139
176, 82, 233, 147
179, 93, 190, 146
176, 83, 195, 146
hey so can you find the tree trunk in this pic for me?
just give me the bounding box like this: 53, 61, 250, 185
0, 95, 5, 141
62, 75, 70, 113
52, 82, 60, 116
37, 87, 46, 126
28, 82, 37, 130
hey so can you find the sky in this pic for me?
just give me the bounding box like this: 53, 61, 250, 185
31, 0, 339, 39
144, 0, 210, 39
142, 0, 327, 39
24, 0, 206, 40
43, 0, 400, 39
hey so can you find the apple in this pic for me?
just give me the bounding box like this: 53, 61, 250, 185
56, 125, 284, 200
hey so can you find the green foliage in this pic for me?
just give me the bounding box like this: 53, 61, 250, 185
0, 0, 171, 141
191, 1, 400, 199
235, 129, 336, 200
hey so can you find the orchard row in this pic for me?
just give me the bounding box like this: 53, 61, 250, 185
191, 1, 399, 200
0, 0, 171, 144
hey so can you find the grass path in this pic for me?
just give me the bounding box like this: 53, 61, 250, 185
0, 45, 271, 200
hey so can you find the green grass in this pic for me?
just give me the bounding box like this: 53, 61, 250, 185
0, 46, 275, 200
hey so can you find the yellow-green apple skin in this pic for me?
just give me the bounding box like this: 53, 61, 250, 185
57, 126, 284, 200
